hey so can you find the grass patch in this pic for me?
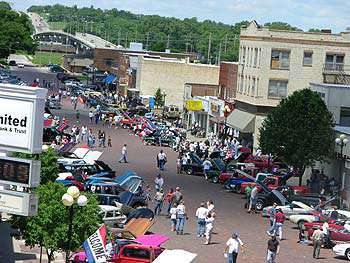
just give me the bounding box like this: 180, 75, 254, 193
31, 51, 63, 66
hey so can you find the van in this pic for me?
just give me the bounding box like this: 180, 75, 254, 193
163, 105, 180, 119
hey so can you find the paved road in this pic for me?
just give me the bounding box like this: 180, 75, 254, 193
8, 55, 34, 67
27, 12, 49, 33
7, 68, 345, 263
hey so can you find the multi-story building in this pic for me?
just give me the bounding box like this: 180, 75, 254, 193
219, 61, 238, 101
230, 21, 350, 150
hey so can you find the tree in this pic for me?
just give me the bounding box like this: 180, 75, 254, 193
308, 28, 321, 32
264, 22, 302, 32
12, 148, 60, 184
259, 89, 334, 185
0, 1, 11, 10
154, 88, 163, 108
10, 183, 102, 262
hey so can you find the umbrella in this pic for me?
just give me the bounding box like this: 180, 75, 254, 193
135, 234, 169, 247
152, 249, 197, 263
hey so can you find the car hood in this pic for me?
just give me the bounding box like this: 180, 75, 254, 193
135, 234, 169, 247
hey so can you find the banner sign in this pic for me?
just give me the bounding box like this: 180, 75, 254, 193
186, 100, 203, 111
83, 225, 107, 263
0, 190, 38, 216
0, 84, 47, 153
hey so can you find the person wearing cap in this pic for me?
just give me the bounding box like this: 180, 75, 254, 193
171, 187, 183, 205
311, 226, 324, 259
266, 235, 280, 263
272, 209, 285, 241
154, 188, 165, 216
224, 232, 244, 263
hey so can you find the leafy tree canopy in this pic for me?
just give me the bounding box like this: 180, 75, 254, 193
154, 88, 164, 108
0, 1, 11, 10
264, 22, 302, 31
259, 89, 334, 185
0, 9, 36, 58
10, 182, 102, 262
12, 148, 60, 184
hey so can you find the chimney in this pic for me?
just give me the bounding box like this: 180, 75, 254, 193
321, 29, 332, 34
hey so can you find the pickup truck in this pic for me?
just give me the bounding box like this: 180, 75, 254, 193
109, 244, 164, 263
224, 170, 266, 193
240, 172, 309, 195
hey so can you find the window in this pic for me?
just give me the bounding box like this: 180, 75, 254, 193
254, 48, 258, 67
251, 77, 256, 96
122, 247, 150, 259
271, 49, 290, 70
325, 54, 344, 70
340, 107, 350, 126
247, 76, 251, 95
104, 58, 115, 67
239, 75, 243, 92
268, 80, 288, 98
303, 51, 313, 66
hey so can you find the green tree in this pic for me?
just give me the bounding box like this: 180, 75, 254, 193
10, 183, 102, 262
154, 88, 163, 108
259, 89, 334, 185
264, 22, 302, 31
308, 28, 321, 32
12, 148, 59, 184
0, 1, 11, 10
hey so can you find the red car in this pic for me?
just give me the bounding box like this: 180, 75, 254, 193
108, 244, 164, 263
305, 221, 346, 241
219, 166, 259, 184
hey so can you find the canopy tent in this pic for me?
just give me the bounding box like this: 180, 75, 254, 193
226, 109, 256, 133
153, 249, 197, 263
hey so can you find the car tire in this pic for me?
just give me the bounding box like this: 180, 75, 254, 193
297, 220, 306, 230
345, 248, 350, 260
255, 200, 264, 211
132, 202, 144, 209
212, 176, 219, 184
185, 167, 193, 175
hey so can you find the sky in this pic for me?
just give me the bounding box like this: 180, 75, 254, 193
10, 0, 350, 32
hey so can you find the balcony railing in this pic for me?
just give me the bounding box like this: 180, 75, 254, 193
323, 63, 350, 85
323, 63, 348, 72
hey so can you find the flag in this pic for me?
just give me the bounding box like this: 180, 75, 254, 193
83, 225, 107, 263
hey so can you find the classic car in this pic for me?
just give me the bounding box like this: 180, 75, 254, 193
224, 170, 267, 193
262, 201, 313, 219
218, 165, 258, 184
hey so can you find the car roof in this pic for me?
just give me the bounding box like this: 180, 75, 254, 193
115, 170, 142, 184
99, 205, 119, 212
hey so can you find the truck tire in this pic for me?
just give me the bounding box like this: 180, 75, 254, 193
255, 200, 264, 211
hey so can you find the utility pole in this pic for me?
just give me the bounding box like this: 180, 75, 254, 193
125, 32, 128, 48
117, 30, 121, 45
224, 34, 228, 53
135, 29, 138, 42
218, 42, 222, 65
207, 33, 212, 64
166, 34, 170, 49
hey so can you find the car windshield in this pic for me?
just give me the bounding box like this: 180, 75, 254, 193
272, 189, 289, 205
212, 159, 225, 170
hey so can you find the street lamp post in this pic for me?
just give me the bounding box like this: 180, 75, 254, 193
335, 134, 348, 206
222, 105, 231, 139
62, 186, 88, 263
162, 91, 167, 107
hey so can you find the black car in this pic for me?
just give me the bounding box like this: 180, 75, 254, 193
9, 60, 17, 66
181, 153, 203, 175
58, 160, 115, 178
255, 186, 325, 211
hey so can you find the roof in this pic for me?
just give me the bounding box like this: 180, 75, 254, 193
115, 170, 140, 184
334, 125, 350, 135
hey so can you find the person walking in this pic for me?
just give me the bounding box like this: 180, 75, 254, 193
171, 187, 183, 206
157, 150, 167, 171
88, 111, 94, 123
195, 202, 208, 237
165, 188, 174, 216
272, 209, 286, 241
266, 235, 280, 263
101, 131, 106, 147
269, 203, 278, 227
202, 158, 212, 180
118, 144, 128, 163
154, 174, 164, 192
312, 226, 324, 259
169, 203, 178, 231
248, 186, 258, 213
207, 200, 215, 214
176, 200, 188, 235
154, 188, 165, 216
204, 212, 215, 245
224, 232, 244, 263
107, 135, 112, 147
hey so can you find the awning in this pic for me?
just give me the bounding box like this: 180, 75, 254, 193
209, 116, 225, 123
226, 109, 255, 133
104, 74, 117, 84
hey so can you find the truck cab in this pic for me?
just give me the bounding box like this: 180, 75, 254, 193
109, 244, 164, 263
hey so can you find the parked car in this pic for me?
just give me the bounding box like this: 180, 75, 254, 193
218, 165, 258, 184
181, 153, 203, 175
262, 201, 313, 219
333, 243, 350, 260
99, 205, 127, 227
163, 105, 180, 119
109, 243, 164, 263
224, 170, 267, 193
58, 160, 115, 179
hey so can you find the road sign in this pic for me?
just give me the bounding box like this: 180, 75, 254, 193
0, 189, 38, 216
0, 84, 47, 153
0, 156, 41, 188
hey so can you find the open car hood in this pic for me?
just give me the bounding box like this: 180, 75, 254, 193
110, 218, 154, 239
135, 234, 169, 247
153, 249, 197, 263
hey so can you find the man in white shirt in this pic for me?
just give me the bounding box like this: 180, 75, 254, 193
118, 144, 128, 163
154, 174, 164, 191
157, 150, 167, 171
195, 203, 208, 237
224, 232, 244, 263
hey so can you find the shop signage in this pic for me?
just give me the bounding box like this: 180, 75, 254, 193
186, 100, 203, 111
0, 189, 38, 216
0, 156, 41, 188
0, 84, 47, 153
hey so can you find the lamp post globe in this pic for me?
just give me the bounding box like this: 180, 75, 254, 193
77, 195, 88, 207
62, 193, 74, 207
343, 138, 349, 145
67, 186, 80, 199
335, 138, 342, 144
340, 134, 347, 140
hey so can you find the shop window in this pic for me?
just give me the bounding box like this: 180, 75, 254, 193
268, 79, 288, 99
271, 49, 290, 70
340, 107, 350, 126
104, 58, 115, 67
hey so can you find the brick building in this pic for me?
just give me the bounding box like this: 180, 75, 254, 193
219, 61, 238, 101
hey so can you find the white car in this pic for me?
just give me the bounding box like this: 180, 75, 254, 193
333, 243, 350, 260
262, 201, 313, 219
17, 64, 24, 68
99, 205, 127, 227
290, 209, 350, 229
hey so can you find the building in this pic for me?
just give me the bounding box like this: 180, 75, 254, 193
135, 56, 219, 107
219, 61, 238, 101
231, 21, 350, 150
